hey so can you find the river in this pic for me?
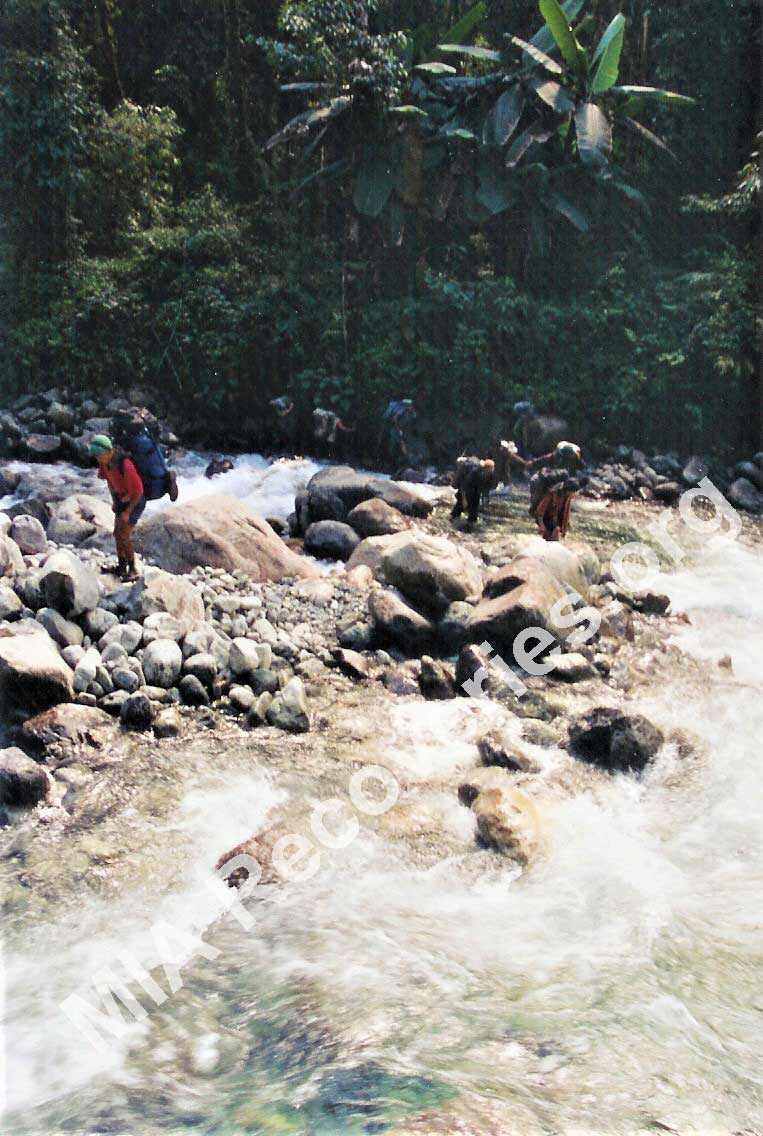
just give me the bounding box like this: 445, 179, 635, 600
2, 457, 762, 1135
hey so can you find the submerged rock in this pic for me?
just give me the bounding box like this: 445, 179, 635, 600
0, 747, 51, 806
568, 707, 664, 773
472, 782, 540, 865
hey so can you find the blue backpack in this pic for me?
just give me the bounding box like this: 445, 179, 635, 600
130, 428, 170, 501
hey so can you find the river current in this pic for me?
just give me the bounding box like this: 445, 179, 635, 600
2, 456, 762, 1135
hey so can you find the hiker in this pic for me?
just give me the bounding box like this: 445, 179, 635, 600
110, 406, 179, 504
205, 457, 235, 479
494, 439, 528, 488
312, 407, 353, 458
513, 402, 571, 459
531, 473, 580, 542
451, 457, 496, 527
88, 434, 146, 580
526, 440, 583, 473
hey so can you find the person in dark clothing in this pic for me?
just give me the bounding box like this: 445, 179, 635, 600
89, 434, 146, 580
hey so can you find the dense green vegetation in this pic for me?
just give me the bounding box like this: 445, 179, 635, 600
0, 0, 759, 459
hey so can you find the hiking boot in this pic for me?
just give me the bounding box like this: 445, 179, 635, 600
103, 561, 127, 576
119, 562, 141, 583
167, 469, 179, 502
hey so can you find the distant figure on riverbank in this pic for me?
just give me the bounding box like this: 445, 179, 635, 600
313, 407, 353, 458
205, 457, 235, 479
527, 440, 583, 473
513, 401, 571, 459
270, 395, 295, 454
89, 434, 145, 581
451, 441, 529, 527
382, 398, 428, 470
530, 470, 580, 542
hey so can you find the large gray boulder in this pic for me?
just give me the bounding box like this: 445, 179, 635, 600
0, 747, 51, 807
39, 549, 100, 617
368, 587, 435, 656
47, 494, 113, 545
303, 467, 433, 529
346, 498, 410, 538
381, 532, 483, 616
136, 495, 318, 581
466, 563, 566, 656
304, 521, 360, 562
568, 708, 664, 773
0, 626, 74, 718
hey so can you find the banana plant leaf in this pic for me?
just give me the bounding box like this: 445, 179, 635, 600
609, 85, 695, 107
387, 105, 429, 119
476, 150, 518, 214
531, 0, 585, 55
528, 77, 575, 113
538, 0, 581, 72
590, 14, 625, 94
445, 1, 489, 45
265, 97, 351, 150
443, 125, 480, 142
353, 150, 395, 217
483, 85, 525, 148
543, 189, 590, 231
437, 43, 502, 62
280, 82, 332, 92
623, 116, 676, 160
415, 62, 458, 76
574, 101, 612, 167
291, 158, 350, 199
507, 35, 563, 75
506, 122, 553, 167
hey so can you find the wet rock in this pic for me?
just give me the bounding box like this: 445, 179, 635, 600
478, 731, 542, 774
17, 704, 114, 756
47, 494, 112, 546
550, 653, 597, 682
39, 549, 100, 618
0, 627, 74, 717
249, 668, 281, 696
332, 648, 370, 680
472, 784, 540, 865
346, 498, 410, 538
520, 719, 558, 748
458, 766, 516, 807
136, 495, 319, 581
142, 639, 183, 689
154, 708, 182, 738
10, 515, 47, 555
0, 585, 23, 621
266, 677, 310, 733
368, 588, 435, 656
183, 652, 218, 688
726, 477, 763, 514
0, 747, 51, 807
36, 607, 83, 649
418, 656, 455, 700
631, 591, 671, 616
455, 643, 491, 698
381, 532, 482, 616
304, 521, 360, 562
568, 707, 664, 773
179, 674, 210, 706
120, 692, 154, 730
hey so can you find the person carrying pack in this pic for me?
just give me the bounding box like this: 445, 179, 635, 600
110, 407, 179, 503
88, 434, 146, 581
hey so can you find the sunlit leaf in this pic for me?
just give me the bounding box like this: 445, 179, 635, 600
538, 0, 581, 71
591, 14, 625, 94
437, 43, 502, 62
483, 85, 525, 147
507, 35, 563, 74
528, 78, 575, 113
574, 101, 612, 167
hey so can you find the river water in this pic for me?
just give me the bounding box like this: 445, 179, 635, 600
2, 459, 762, 1135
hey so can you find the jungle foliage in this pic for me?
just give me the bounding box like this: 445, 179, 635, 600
0, 0, 760, 457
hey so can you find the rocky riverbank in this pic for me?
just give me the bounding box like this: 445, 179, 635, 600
4, 447, 756, 916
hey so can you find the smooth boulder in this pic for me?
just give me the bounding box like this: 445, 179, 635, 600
368, 588, 435, 656
472, 782, 540, 865
726, 478, 763, 514
0, 747, 50, 807
568, 707, 664, 773
266, 677, 310, 734
39, 549, 100, 617
108, 568, 205, 632
136, 495, 318, 581
347, 498, 410, 538
47, 494, 114, 545
381, 532, 482, 616
0, 627, 74, 717
304, 521, 360, 562
142, 639, 183, 689
10, 515, 47, 555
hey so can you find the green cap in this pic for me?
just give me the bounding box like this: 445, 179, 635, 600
88, 434, 113, 456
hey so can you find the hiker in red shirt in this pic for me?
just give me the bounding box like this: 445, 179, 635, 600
89, 434, 146, 580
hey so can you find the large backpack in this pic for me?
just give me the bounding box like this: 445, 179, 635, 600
111, 407, 170, 501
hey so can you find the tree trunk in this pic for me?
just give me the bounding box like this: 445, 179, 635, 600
221, 0, 254, 195
95, 0, 123, 110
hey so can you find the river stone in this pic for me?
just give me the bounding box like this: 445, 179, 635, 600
488, 537, 599, 596
142, 639, 183, 689
304, 521, 360, 562
455, 644, 492, 699
229, 685, 255, 713
73, 647, 101, 693
332, 648, 370, 680
0, 514, 10, 537
179, 674, 210, 706
653, 481, 683, 504
726, 477, 763, 514
39, 549, 100, 617
248, 691, 273, 726
61, 644, 85, 668
477, 732, 542, 775
24, 433, 62, 461
10, 515, 47, 555
229, 638, 260, 676
136, 495, 319, 581
0, 628, 74, 717
183, 652, 218, 687
0, 534, 25, 578
249, 668, 280, 697
111, 569, 205, 633
438, 601, 473, 654
83, 607, 119, 640
345, 533, 408, 582
101, 641, 128, 666
266, 677, 310, 734
568, 707, 664, 773
112, 667, 141, 693
99, 621, 143, 654
418, 656, 455, 700
142, 612, 185, 645
381, 533, 483, 616
346, 498, 410, 538
0, 747, 50, 807
120, 692, 154, 730
36, 607, 84, 649
466, 563, 567, 657
154, 708, 182, 738
0, 585, 23, 621
550, 653, 598, 682
472, 784, 540, 865
47, 494, 113, 546
17, 704, 114, 757
368, 588, 435, 657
